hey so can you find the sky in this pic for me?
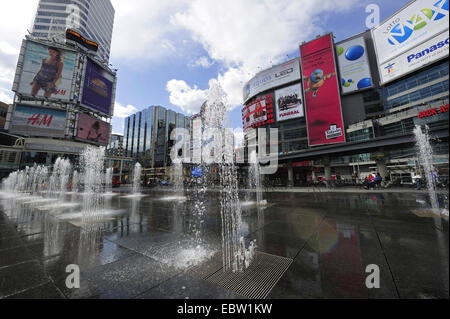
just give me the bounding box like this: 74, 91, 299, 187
0, 0, 412, 145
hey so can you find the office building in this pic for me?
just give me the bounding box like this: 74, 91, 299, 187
124, 106, 191, 169
31, 0, 115, 61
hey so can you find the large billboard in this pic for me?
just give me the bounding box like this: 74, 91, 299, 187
300, 34, 346, 147
15, 41, 77, 101
81, 58, 114, 116
379, 31, 449, 83
76, 113, 110, 146
9, 104, 67, 138
336, 37, 373, 94
372, 0, 449, 84
275, 83, 304, 122
243, 59, 301, 103
242, 95, 274, 131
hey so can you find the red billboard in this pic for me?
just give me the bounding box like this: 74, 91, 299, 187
76, 113, 110, 146
300, 34, 345, 146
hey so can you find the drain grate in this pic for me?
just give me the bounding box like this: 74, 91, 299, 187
189, 251, 293, 299
188, 252, 223, 280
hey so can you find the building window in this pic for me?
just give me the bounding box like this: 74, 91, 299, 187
347, 128, 374, 142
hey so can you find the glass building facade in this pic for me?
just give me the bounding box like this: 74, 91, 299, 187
31, 0, 115, 61
124, 106, 190, 168
382, 61, 449, 111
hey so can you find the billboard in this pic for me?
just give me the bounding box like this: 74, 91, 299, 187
81, 58, 114, 116
275, 83, 304, 122
76, 113, 110, 145
372, 0, 449, 84
9, 104, 67, 138
372, 0, 449, 64
300, 34, 346, 147
15, 41, 77, 101
336, 37, 373, 94
379, 31, 449, 83
242, 95, 274, 131
243, 59, 301, 103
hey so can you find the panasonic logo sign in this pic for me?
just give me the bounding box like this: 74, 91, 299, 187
407, 37, 449, 63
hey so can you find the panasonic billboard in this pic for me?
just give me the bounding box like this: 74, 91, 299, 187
372, 0, 449, 84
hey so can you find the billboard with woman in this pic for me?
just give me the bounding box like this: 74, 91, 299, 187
15, 40, 77, 101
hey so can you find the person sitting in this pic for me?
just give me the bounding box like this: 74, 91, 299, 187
363, 174, 374, 189
373, 173, 382, 188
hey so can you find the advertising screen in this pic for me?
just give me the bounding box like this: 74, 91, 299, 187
15, 41, 77, 101
372, 0, 449, 65
372, 0, 449, 84
275, 83, 304, 122
10, 104, 66, 138
300, 34, 345, 147
243, 59, 301, 103
81, 58, 114, 116
379, 31, 449, 83
76, 113, 110, 145
242, 95, 274, 131
336, 37, 373, 94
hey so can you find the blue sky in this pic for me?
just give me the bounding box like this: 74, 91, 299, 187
0, 0, 412, 141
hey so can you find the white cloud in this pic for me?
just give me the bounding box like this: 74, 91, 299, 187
113, 101, 138, 118
110, 0, 188, 61
188, 56, 214, 69
0, 88, 13, 105
167, 0, 358, 113
166, 79, 208, 114
0, 1, 36, 103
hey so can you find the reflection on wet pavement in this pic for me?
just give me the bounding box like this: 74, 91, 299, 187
0, 190, 448, 299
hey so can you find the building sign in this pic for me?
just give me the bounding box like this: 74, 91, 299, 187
379, 31, 449, 84
243, 59, 301, 103
417, 103, 449, 118
14, 40, 77, 101
81, 58, 114, 116
275, 83, 304, 122
66, 29, 99, 52
192, 167, 203, 178
292, 161, 312, 167
372, 0, 449, 84
10, 104, 67, 138
300, 34, 346, 147
242, 95, 274, 131
76, 113, 110, 146
336, 36, 373, 94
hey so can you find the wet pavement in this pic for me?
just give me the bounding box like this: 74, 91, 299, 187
0, 189, 448, 299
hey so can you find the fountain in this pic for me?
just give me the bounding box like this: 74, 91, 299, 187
201, 82, 256, 272
249, 150, 267, 207
80, 146, 105, 222
58, 159, 72, 199
414, 125, 448, 219
104, 167, 113, 195
72, 170, 79, 193
132, 162, 142, 195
